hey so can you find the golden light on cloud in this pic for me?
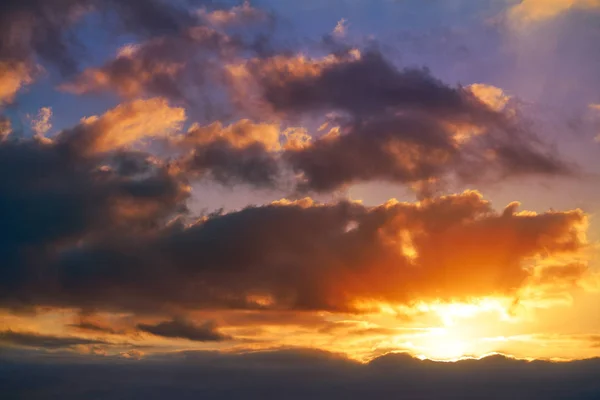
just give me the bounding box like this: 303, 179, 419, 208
468, 83, 510, 111
184, 119, 282, 152
78, 97, 186, 153
0, 62, 34, 105
509, 0, 600, 23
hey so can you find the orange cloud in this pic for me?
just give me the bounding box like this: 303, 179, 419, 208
468, 84, 510, 111
0, 62, 34, 105
63, 98, 186, 154
183, 119, 282, 152
509, 0, 600, 24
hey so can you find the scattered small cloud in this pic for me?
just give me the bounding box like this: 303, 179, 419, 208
333, 18, 348, 37
28, 107, 52, 137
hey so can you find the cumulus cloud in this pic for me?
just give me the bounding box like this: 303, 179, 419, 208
0, 188, 588, 313
257, 51, 569, 194
59, 1, 276, 106
0, 107, 190, 303
60, 26, 239, 101
59, 44, 185, 99
60, 98, 185, 154
137, 318, 231, 342
54, 15, 573, 198
219, 50, 573, 195
175, 119, 283, 188
0, 62, 34, 105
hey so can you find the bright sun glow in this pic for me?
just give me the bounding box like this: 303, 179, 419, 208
415, 328, 470, 361
389, 299, 518, 361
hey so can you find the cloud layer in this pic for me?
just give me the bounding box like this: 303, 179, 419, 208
2, 349, 600, 400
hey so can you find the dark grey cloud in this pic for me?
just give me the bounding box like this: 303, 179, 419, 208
239, 50, 573, 194
70, 322, 121, 335
0, 129, 189, 306
260, 51, 479, 117
137, 318, 231, 342
59, 4, 278, 110
0, 330, 108, 349
0, 190, 585, 314
0, 0, 200, 75
1, 349, 599, 399
60, 25, 240, 103
182, 140, 281, 188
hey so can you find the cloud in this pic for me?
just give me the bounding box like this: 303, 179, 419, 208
59, 2, 275, 105
0, 62, 34, 105
53, 15, 573, 197
137, 318, 231, 342
224, 50, 360, 118
251, 50, 481, 117
182, 119, 282, 152
229, 50, 571, 195
0, 0, 226, 101
0, 116, 11, 140
1, 348, 600, 399
180, 139, 281, 188
120, 349, 144, 360
508, 0, 600, 24
468, 83, 510, 111
0, 3, 596, 369
0, 113, 190, 303
59, 98, 186, 154
0, 0, 198, 75
197, 1, 269, 27
70, 321, 122, 335
60, 26, 238, 101
59, 44, 185, 99
1, 189, 588, 313
176, 119, 283, 188
333, 18, 348, 37
28, 107, 52, 137
0, 330, 108, 349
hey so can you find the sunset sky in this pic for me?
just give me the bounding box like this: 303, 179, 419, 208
1, 0, 600, 398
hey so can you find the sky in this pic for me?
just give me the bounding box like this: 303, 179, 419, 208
1, 0, 600, 398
